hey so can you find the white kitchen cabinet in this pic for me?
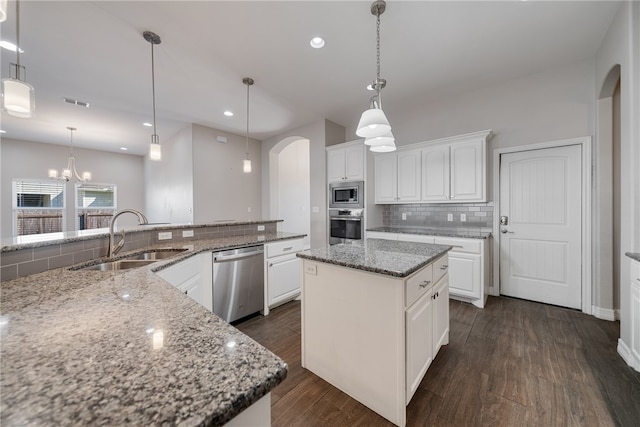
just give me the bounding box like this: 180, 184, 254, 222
405, 287, 433, 403
264, 238, 305, 315
327, 141, 364, 183
156, 253, 213, 311
432, 274, 449, 356
375, 149, 421, 203
367, 231, 398, 240
631, 259, 640, 372
374, 153, 397, 202
421, 144, 450, 201
450, 139, 485, 201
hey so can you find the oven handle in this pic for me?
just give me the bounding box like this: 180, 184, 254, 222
329, 217, 362, 221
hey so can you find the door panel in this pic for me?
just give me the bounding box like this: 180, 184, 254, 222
499, 145, 581, 309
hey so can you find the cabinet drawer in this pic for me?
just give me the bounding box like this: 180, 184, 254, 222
434, 237, 481, 254
406, 264, 433, 307
397, 233, 435, 244
266, 239, 304, 258
367, 231, 398, 240
432, 254, 448, 284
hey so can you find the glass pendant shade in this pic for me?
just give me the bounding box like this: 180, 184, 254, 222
0, 0, 7, 22
365, 130, 395, 147
369, 141, 397, 153
243, 159, 252, 173
149, 141, 162, 161
2, 77, 34, 118
356, 107, 391, 138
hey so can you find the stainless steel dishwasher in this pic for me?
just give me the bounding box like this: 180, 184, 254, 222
212, 245, 264, 323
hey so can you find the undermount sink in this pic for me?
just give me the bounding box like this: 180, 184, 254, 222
72, 249, 188, 271
122, 249, 188, 261
77, 259, 158, 271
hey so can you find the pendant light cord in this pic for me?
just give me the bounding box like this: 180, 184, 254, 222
151, 41, 157, 142
15, 0, 20, 68
375, 5, 382, 108
246, 80, 250, 158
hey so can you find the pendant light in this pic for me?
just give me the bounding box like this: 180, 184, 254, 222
1, 0, 34, 118
0, 0, 7, 22
242, 77, 254, 173
48, 127, 92, 182
144, 31, 162, 161
356, 0, 396, 152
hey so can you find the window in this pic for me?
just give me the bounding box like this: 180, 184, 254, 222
13, 180, 65, 235
75, 183, 117, 230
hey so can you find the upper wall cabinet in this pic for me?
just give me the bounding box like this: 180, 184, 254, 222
327, 141, 365, 183
375, 130, 491, 204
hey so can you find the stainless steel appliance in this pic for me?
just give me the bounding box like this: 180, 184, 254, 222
212, 245, 264, 323
329, 208, 364, 245
329, 180, 364, 209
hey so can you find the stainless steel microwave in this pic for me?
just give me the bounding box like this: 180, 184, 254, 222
329, 181, 364, 209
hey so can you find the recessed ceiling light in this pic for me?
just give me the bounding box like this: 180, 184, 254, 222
143, 122, 153, 127
0, 41, 24, 53
310, 36, 325, 49
224, 111, 234, 117
120, 147, 128, 151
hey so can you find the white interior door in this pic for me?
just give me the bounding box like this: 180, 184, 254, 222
499, 145, 582, 309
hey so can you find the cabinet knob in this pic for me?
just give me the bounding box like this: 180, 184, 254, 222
269, 263, 273, 268
419, 280, 431, 288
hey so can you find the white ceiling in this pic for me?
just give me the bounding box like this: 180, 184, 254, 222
0, 0, 620, 156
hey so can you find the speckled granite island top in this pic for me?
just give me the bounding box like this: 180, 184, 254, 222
297, 238, 451, 278
0, 231, 304, 426
367, 226, 491, 239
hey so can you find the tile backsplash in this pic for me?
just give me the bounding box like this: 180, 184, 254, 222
383, 202, 494, 232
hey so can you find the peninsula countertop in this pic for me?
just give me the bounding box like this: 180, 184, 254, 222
297, 238, 451, 278
0, 231, 304, 426
367, 226, 491, 240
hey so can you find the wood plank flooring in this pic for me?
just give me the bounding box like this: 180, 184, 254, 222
236, 297, 640, 426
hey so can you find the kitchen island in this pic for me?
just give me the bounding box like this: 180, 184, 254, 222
0, 231, 304, 426
297, 239, 452, 427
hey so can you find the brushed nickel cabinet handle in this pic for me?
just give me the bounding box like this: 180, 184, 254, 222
419, 280, 431, 288
282, 247, 293, 252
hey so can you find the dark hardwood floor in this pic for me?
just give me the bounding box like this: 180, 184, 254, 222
236, 296, 640, 426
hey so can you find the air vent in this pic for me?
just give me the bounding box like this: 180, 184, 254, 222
62, 97, 90, 108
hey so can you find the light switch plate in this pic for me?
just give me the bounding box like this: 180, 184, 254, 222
158, 232, 172, 240
447, 213, 453, 221
305, 264, 317, 275
182, 230, 194, 238
257, 225, 265, 231
460, 214, 466, 222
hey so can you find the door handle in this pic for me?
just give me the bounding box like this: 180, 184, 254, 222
500, 229, 514, 234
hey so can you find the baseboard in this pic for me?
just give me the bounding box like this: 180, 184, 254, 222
592, 305, 616, 321
617, 338, 639, 371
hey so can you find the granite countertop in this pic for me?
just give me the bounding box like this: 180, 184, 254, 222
0, 231, 304, 426
626, 252, 640, 263
0, 219, 283, 252
367, 226, 491, 239
297, 238, 451, 278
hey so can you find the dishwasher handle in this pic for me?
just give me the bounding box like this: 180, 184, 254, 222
213, 249, 264, 262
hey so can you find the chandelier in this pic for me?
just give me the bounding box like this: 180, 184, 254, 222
48, 127, 91, 182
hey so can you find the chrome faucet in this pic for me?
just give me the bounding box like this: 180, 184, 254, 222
108, 209, 149, 258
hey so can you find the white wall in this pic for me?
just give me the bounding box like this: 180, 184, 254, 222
1, 138, 144, 238
277, 139, 311, 246
144, 125, 194, 224
192, 124, 262, 223
262, 119, 345, 248
595, 1, 640, 358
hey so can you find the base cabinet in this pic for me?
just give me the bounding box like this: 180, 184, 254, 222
631, 260, 640, 372
447, 251, 481, 299
156, 253, 213, 312
264, 238, 304, 315
405, 288, 433, 403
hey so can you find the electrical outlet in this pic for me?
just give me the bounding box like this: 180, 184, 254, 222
402, 213, 407, 220
312, 206, 320, 213
460, 214, 466, 222
257, 235, 265, 241
257, 225, 265, 231
305, 264, 317, 275
158, 232, 172, 240
182, 230, 194, 238
447, 213, 453, 222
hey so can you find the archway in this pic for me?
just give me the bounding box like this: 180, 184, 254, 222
269, 136, 311, 248
595, 64, 621, 319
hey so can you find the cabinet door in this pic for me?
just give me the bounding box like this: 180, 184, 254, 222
156, 253, 212, 312
327, 149, 347, 182
397, 150, 421, 202
268, 254, 301, 307
344, 145, 365, 181
375, 153, 398, 203
421, 145, 450, 202
432, 276, 449, 356
405, 289, 433, 404
447, 251, 481, 299
631, 260, 640, 369
450, 139, 485, 201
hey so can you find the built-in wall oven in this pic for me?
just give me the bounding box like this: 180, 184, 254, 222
329, 208, 364, 245
329, 181, 364, 209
